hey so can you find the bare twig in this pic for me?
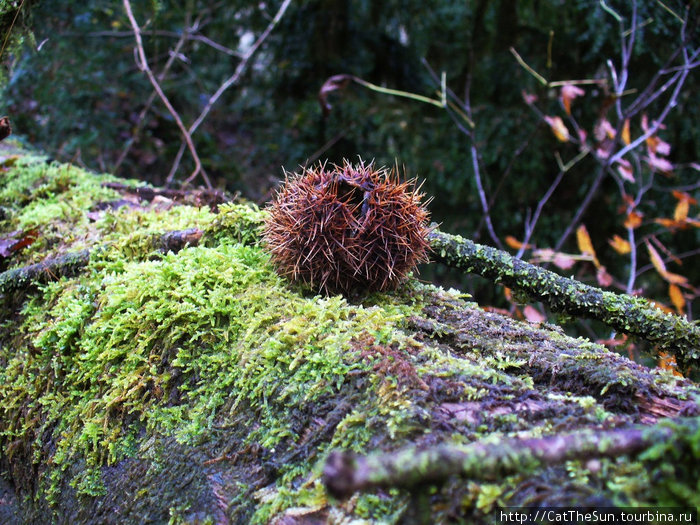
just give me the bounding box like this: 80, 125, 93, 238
114, 12, 198, 172
123, 0, 212, 188
170, 0, 293, 184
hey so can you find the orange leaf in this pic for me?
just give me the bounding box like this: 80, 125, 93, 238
624, 211, 643, 229
668, 283, 685, 315
645, 241, 688, 285
658, 352, 683, 377
560, 84, 585, 115
674, 199, 689, 222
621, 119, 631, 145
544, 116, 570, 142
576, 224, 599, 267
594, 119, 616, 141
505, 235, 532, 250
608, 234, 631, 254
672, 190, 697, 205
646, 241, 668, 276
654, 217, 681, 229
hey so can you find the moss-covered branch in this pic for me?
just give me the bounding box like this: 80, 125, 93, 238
323, 417, 699, 498
0, 228, 203, 299
428, 230, 700, 370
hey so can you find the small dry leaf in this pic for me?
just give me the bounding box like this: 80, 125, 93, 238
608, 234, 631, 254
0, 116, 11, 141
624, 211, 643, 229
576, 224, 599, 267
621, 119, 631, 145
560, 84, 585, 115
672, 190, 697, 205
544, 116, 570, 142
657, 352, 683, 377
523, 305, 546, 324
673, 199, 689, 223
594, 119, 616, 141
646, 153, 673, 173
505, 235, 532, 250
668, 283, 685, 315
552, 252, 577, 270
615, 159, 635, 182
522, 90, 538, 105
318, 74, 354, 117
646, 241, 688, 285
596, 266, 613, 287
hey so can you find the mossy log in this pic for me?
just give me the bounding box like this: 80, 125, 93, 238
1, 151, 699, 524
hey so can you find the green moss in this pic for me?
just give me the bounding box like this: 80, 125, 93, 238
2, 156, 699, 522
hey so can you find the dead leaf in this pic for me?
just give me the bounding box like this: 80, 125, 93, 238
544, 116, 570, 142
673, 199, 689, 223
645, 153, 673, 173
594, 119, 616, 141
552, 252, 578, 270
576, 224, 599, 267
668, 283, 685, 315
505, 235, 532, 250
608, 234, 631, 255
658, 352, 683, 377
621, 119, 630, 145
560, 84, 585, 115
523, 305, 546, 324
624, 211, 643, 229
615, 159, 635, 182
522, 90, 538, 105
318, 74, 354, 117
0, 116, 11, 141
645, 241, 688, 285
596, 266, 613, 287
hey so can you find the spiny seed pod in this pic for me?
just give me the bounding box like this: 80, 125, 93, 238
263, 160, 431, 294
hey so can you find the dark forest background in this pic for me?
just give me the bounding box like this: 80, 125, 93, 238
1, 0, 698, 366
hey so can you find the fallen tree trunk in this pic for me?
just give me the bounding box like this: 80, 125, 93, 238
0, 152, 699, 524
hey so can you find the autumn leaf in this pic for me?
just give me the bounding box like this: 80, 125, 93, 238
505, 235, 532, 250
623, 211, 643, 229
594, 119, 616, 141
621, 119, 630, 145
668, 283, 685, 315
658, 352, 683, 377
576, 224, 599, 267
596, 266, 613, 287
646, 153, 673, 173
645, 241, 688, 285
544, 116, 570, 142
523, 305, 546, 324
0, 116, 11, 142
560, 84, 584, 115
673, 198, 689, 222
608, 234, 631, 254
521, 91, 538, 105
615, 159, 635, 182
318, 74, 354, 116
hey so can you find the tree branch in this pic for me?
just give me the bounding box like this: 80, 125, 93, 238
428, 229, 700, 369
123, 0, 212, 188
323, 417, 699, 498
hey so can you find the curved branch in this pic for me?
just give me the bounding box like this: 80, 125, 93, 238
428, 229, 700, 369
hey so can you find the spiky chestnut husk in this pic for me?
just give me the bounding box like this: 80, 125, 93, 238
263, 160, 431, 295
